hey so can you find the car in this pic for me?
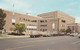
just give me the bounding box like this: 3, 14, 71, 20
70, 33, 78, 37
30, 33, 42, 38
66, 33, 70, 36
78, 34, 80, 38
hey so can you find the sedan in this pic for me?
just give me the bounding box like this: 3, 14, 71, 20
78, 34, 80, 38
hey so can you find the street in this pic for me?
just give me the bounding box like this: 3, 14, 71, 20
0, 36, 80, 50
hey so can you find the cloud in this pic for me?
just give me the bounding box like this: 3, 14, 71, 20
0, 0, 31, 13
75, 17, 80, 23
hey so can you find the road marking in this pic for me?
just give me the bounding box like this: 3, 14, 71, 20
72, 41, 80, 44
5, 45, 34, 50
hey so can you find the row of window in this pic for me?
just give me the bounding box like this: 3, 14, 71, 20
40, 20, 47, 23
27, 28, 36, 30
40, 29, 47, 31
20, 18, 37, 22
27, 24, 36, 26
40, 25, 47, 27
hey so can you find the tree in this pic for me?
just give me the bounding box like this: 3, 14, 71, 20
0, 9, 6, 30
10, 27, 16, 31
15, 24, 25, 34
66, 28, 71, 33
60, 29, 66, 32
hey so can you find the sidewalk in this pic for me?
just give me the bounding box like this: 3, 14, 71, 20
0, 35, 30, 39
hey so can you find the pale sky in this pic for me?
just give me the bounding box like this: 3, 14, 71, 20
0, 0, 80, 23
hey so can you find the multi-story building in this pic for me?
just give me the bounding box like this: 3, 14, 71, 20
1, 9, 80, 33
38, 11, 75, 32
3, 9, 41, 32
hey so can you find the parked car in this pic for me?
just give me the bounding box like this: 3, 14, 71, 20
52, 32, 65, 36
66, 33, 71, 36
30, 33, 42, 38
78, 34, 80, 38
70, 33, 78, 37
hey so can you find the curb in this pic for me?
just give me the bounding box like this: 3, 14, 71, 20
0, 36, 30, 40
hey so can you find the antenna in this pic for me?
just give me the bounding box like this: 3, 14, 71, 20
12, 0, 15, 24
13, 3, 15, 15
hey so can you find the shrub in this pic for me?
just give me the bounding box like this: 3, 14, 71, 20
15, 24, 25, 34
66, 28, 71, 33
60, 29, 66, 32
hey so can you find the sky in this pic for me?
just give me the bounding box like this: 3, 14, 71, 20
0, 0, 80, 23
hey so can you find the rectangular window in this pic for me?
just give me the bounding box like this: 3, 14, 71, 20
40, 25, 47, 27
62, 24, 65, 27
19, 18, 37, 22
26, 19, 27, 21
40, 20, 47, 23
27, 24, 37, 29
61, 20, 66, 23
12, 23, 15, 25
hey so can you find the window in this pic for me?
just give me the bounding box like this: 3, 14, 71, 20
31, 20, 37, 22
27, 24, 37, 29
26, 19, 27, 21
19, 18, 37, 22
40, 29, 47, 31
40, 20, 44, 22
40, 25, 47, 27
61, 20, 66, 23
19, 18, 25, 21
43, 29, 47, 31
45, 20, 47, 22
28, 19, 30, 21
23, 18, 25, 21
40, 20, 47, 23
12, 23, 15, 25
62, 24, 65, 27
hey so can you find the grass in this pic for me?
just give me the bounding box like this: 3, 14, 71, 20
0, 33, 25, 37
0, 34, 8, 37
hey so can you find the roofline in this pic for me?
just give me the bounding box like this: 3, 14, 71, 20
37, 10, 75, 19
1, 8, 42, 19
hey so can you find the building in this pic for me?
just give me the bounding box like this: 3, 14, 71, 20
67, 23, 80, 33
1, 9, 80, 33
3, 9, 41, 32
38, 11, 75, 32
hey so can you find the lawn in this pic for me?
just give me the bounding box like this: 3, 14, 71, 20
0, 34, 8, 37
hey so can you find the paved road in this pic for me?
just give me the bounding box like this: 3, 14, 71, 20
0, 36, 80, 50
